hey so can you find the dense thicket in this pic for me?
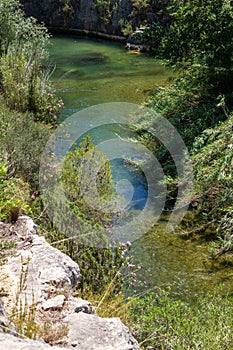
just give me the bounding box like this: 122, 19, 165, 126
138, 0, 233, 254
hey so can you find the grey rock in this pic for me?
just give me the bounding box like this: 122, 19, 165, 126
0, 301, 16, 335
41, 294, 66, 310
0, 217, 141, 350
64, 312, 141, 350
15, 215, 38, 238
20, 0, 133, 36
0, 332, 67, 350
1, 217, 80, 307
66, 296, 96, 315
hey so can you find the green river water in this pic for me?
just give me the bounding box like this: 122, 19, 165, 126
49, 35, 232, 300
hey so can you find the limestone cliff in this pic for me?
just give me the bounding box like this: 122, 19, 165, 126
20, 0, 133, 37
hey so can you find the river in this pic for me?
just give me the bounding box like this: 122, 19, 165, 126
49, 35, 232, 300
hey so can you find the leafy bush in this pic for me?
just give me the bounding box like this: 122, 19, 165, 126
130, 288, 233, 349
62, 136, 115, 226
139, 0, 233, 148
144, 67, 222, 147
0, 0, 63, 124
0, 105, 51, 186
0, 0, 49, 56
185, 112, 233, 256
0, 162, 30, 222
0, 46, 63, 125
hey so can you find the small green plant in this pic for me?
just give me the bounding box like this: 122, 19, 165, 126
130, 288, 233, 349
92, 0, 114, 24
119, 19, 133, 36
0, 164, 30, 222
0, 236, 16, 264
39, 321, 68, 346
0, 106, 51, 186
9, 256, 39, 339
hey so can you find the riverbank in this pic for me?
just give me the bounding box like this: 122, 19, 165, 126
1, 0, 233, 349
49, 27, 127, 43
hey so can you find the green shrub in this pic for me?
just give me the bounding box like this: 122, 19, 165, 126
130, 288, 233, 349
0, 162, 30, 222
0, 105, 51, 186
185, 113, 233, 255
0, 0, 63, 124
0, 45, 63, 125
61, 136, 115, 226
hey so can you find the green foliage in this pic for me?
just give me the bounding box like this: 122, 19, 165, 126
130, 288, 233, 349
62, 136, 115, 226
137, 0, 233, 262
0, 46, 63, 124
143, 0, 233, 94
163, 0, 233, 70
119, 18, 133, 36
92, 0, 113, 24
0, 0, 49, 57
34, 136, 139, 298
187, 113, 233, 255
137, 21, 167, 50
131, 0, 151, 21
0, 163, 30, 222
119, 0, 170, 34
145, 68, 221, 146
0, 0, 63, 124
0, 105, 51, 186
59, 136, 128, 294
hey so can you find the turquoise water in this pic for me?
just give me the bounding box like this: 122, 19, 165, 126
49, 35, 232, 299
49, 35, 170, 112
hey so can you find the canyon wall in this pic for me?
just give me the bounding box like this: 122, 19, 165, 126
20, 0, 133, 37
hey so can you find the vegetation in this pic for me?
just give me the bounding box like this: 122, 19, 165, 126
185, 112, 233, 257
128, 3, 233, 346
130, 288, 233, 349
0, 0, 233, 348
119, 0, 171, 35
0, 0, 129, 339
137, 0, 233, 255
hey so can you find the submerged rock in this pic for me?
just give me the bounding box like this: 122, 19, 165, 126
126, 29, 146, 51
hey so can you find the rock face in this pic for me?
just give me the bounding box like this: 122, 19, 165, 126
0, 216, 141, 350
0, 333, 67, 350
1, 216, 80, 309
64, 312, 141, 350
126, 29, 145, 51
20, 0, 132, 37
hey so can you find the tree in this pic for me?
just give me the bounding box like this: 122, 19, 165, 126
0, 0, 63, 124
162, 0, 233, 70
62, 136, 116, 226
0, 0, 49, 57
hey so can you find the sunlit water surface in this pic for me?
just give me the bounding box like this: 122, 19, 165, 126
49, 35, 232, 300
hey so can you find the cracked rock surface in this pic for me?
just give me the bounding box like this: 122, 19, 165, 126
0, 217, 141, 350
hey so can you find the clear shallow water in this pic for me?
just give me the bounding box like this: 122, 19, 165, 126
49, 35, 232, 300
49, 35, 170, 111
